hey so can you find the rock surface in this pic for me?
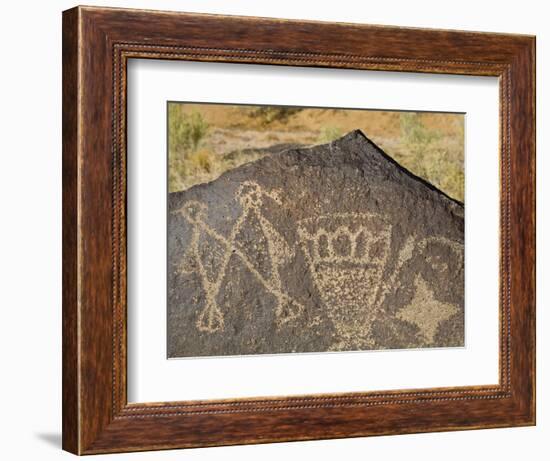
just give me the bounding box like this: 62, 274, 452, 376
167, 130, 464, 357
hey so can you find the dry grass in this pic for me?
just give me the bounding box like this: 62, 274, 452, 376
168, 103, 464, 202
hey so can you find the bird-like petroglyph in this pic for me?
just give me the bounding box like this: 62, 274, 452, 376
176, 181, 462, 349
175, 181, 303, 333
167, 130, 465, 357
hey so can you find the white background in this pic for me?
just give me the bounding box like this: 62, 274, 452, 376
0, 0, 547, 460
128, 60, 499, 402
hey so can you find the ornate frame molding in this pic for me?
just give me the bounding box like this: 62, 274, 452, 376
63, 6, 535, 454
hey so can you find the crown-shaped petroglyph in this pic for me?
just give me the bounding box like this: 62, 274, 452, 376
297, 213, 392, 267
297, 213, 394, 348
174, 181, 463, 347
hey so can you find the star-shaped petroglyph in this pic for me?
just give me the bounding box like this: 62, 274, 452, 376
175, 179, 462, 346
396, 275, 458, 345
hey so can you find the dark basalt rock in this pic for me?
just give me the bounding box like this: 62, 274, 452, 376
167, 130, 464, 357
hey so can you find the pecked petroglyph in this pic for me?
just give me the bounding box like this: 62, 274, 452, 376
176, 181, 303, 332
297, 214, 463, 349
167, 130, 465, 357
297, 213, 393, 349
396, 275, 459, 344
177, 182, 463, 347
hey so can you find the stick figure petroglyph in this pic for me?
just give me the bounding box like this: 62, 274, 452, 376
174, 181, 463, 347
175, 181, 303, 333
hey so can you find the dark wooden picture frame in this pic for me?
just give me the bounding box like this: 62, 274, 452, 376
62, 5, 535, 455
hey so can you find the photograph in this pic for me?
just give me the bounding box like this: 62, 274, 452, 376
52, 3, 537, 455
167, 103, 465, 357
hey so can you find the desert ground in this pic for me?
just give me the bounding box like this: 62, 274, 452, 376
168, 103, 464, 202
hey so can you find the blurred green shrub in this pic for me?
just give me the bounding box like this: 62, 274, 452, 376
397, 113, 463, 202
167, 104, 464, 203
169, 106, 209, 152
168, 106, 211, 192
250, 106, 302, 125
317, 126, 343, 144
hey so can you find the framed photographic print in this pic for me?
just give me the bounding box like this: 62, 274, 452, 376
62, 5, 535, 455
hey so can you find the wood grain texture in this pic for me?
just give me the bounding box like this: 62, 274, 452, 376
62, 7, 79, 454
62, 5, 536, 455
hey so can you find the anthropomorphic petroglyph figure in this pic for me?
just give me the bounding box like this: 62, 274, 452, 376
167, 131, 464, 356
176, 181, 303, 332
178, 180, 463, 346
